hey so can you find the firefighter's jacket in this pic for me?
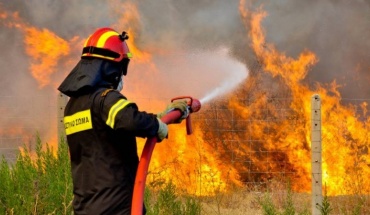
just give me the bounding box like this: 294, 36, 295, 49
63, 88, 158, 215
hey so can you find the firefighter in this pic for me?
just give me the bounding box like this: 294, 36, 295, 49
58, 27, 188, 215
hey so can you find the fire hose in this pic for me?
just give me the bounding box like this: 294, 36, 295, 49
131, 96, 201, 215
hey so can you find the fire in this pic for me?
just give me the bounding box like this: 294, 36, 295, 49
24, 27, 70, 88
138, 124, 242, 195
237, 1, 370, 195
2, 2, 234, 196
109, 1, 167, 110
1, 0, 369, 198
0, 6, 71, 88
109, 2, 243, 195
111, 1, 153, 65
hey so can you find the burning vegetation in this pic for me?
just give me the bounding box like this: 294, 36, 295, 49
0, 0, 369, 198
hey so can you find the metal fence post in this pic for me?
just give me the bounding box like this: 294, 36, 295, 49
57, 92, 68, 145
311, 94, 322, 215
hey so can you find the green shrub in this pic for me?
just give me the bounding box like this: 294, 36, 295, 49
145, 182, 201, 215
0, 135, 73, 214
0, 135, 200, 215
258, 193, 279, 215
317, 188, 333, 215
257, 181, 309, 215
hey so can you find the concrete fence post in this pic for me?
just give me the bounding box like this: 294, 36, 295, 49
57, 92, 68, 145
311, 94, 322, 215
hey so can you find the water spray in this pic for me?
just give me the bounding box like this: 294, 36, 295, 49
131, 96, 201, 215
199, 67, 248, 104
200, 81, 231, 104
198, 49, 248, 104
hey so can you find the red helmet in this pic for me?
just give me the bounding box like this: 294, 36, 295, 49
81, 27, 132, 62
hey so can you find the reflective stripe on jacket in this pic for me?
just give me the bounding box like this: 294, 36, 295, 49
64, 88, 158, 215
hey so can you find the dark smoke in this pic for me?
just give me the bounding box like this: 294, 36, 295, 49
0, 0, 369, 144
252, 0, 370, 99
137, 0, 370, 99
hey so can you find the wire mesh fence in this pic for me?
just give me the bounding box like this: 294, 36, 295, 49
189, 97, 308, 192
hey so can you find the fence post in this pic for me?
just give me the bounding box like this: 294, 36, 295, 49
311, 94, 322, 215
57, 92, 68, 145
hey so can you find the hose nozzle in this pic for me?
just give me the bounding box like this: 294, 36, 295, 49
171, 96, 202, 113
171, 96, 201, 135
190, 98, 201, 113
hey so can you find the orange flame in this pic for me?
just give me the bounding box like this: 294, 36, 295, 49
238, 1, 370, 195
0, 6, 71, 88
136, 124, 242, 195
111, 2, 243, 195
24, 27, 70, 88
111, 1, 153, 65
1, 1, 369, 198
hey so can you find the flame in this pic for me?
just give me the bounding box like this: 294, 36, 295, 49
1, 1, 369, 198
2, 2, 235, 196
110, 1, 153, 65
0, 6, 71, 88
110, 2, 242, 195
24, 27, 70, 88
237, 1, 370, 195
137, 124, 242, 195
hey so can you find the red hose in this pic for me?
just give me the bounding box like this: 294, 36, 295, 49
131, 110, 183, 215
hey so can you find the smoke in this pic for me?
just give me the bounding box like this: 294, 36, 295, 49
250, 0, 370, 99
0, 0, 369, 141
135, 0, 370, 100
0, 0, 112, 142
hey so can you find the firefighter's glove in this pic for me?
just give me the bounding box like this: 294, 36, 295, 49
156, 118, 168, 142
157, 100, 189, 123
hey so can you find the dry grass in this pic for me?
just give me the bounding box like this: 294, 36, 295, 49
197, 184, 370, 215
328, 195, 370, 215
201, 190, 263, 215
200, 189, 263, 215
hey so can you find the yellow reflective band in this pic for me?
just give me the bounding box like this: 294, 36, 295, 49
106, 99, 131, 128
97, 31, 119, 48
127, 52, 133, 58
64, 109, 93, 135
81, 53, 115, 61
